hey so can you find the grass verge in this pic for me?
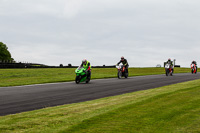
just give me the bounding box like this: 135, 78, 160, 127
0, 67, 190, 87
0, 79, 199, 133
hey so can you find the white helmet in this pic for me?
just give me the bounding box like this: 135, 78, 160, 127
82, 59, 87, 64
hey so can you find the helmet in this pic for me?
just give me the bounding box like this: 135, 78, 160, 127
82, 59, 87, 64
121, 56, 124, 60
168, 58, 171, 61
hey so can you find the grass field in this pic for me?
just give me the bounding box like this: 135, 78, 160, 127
0, 79, 199, 132
0, 67, 190, 87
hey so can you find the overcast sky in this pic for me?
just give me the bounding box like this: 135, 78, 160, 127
1, 0, 200, 67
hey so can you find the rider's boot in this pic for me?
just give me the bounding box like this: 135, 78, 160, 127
87, 71, 91, 80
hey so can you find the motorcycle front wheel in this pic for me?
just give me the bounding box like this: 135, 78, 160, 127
170, 72, 173, 76
125, 72, 128, 78
166, 69, 169, 76
75, 76, 81, 84
118, 71, 122, 79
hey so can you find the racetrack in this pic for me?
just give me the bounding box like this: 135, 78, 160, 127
0, 73, 199, 116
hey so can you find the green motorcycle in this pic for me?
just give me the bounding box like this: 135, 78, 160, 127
75, 66, 90, 84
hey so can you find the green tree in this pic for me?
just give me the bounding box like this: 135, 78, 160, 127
0, 42, 14, 61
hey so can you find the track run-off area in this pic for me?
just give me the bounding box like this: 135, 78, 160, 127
0, 73, 200, 116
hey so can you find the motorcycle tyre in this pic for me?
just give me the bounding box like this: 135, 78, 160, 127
125, 72, 128, 78
170, 72, 173, 76
75, 76, 81, 84
86, 79, 90, 83
166, 70, 169, 76
118, 71, 122, 79
86, 77, 91, 83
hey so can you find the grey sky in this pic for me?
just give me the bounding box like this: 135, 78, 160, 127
1, 0, 200, 67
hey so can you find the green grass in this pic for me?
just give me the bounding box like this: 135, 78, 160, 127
0, 79, 199, 133
66, 86, 200, 133
0, 67, 190, 87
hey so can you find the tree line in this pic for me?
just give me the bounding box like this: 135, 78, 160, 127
0, 42, 14, 62
0, 42, 115, 68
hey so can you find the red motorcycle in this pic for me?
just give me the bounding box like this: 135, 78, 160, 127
191, 64, 197, 74
116, 65, 128, 79
165, 63, 173, 76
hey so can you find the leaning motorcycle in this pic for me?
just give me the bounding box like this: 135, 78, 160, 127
75, 66, 90, 84
165, 63, 173, 76
116, 65, 128, 79
191, 64, 197, 74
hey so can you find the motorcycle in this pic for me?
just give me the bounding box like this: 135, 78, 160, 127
165, 63, 173, 76
116, 65, 128, 79
191, 64, 197, 74
75, 66, 90, 84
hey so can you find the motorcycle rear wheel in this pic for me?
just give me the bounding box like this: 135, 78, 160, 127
86, 77, 90, 83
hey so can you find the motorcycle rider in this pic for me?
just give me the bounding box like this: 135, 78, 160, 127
116, 56, 129, 73
191, 60, 197, 65
166, 58, 174, 72
80, 59, 91, 79
191, 60, 197, 71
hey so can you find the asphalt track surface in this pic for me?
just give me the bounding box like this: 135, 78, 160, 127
0, 73, 200, 116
